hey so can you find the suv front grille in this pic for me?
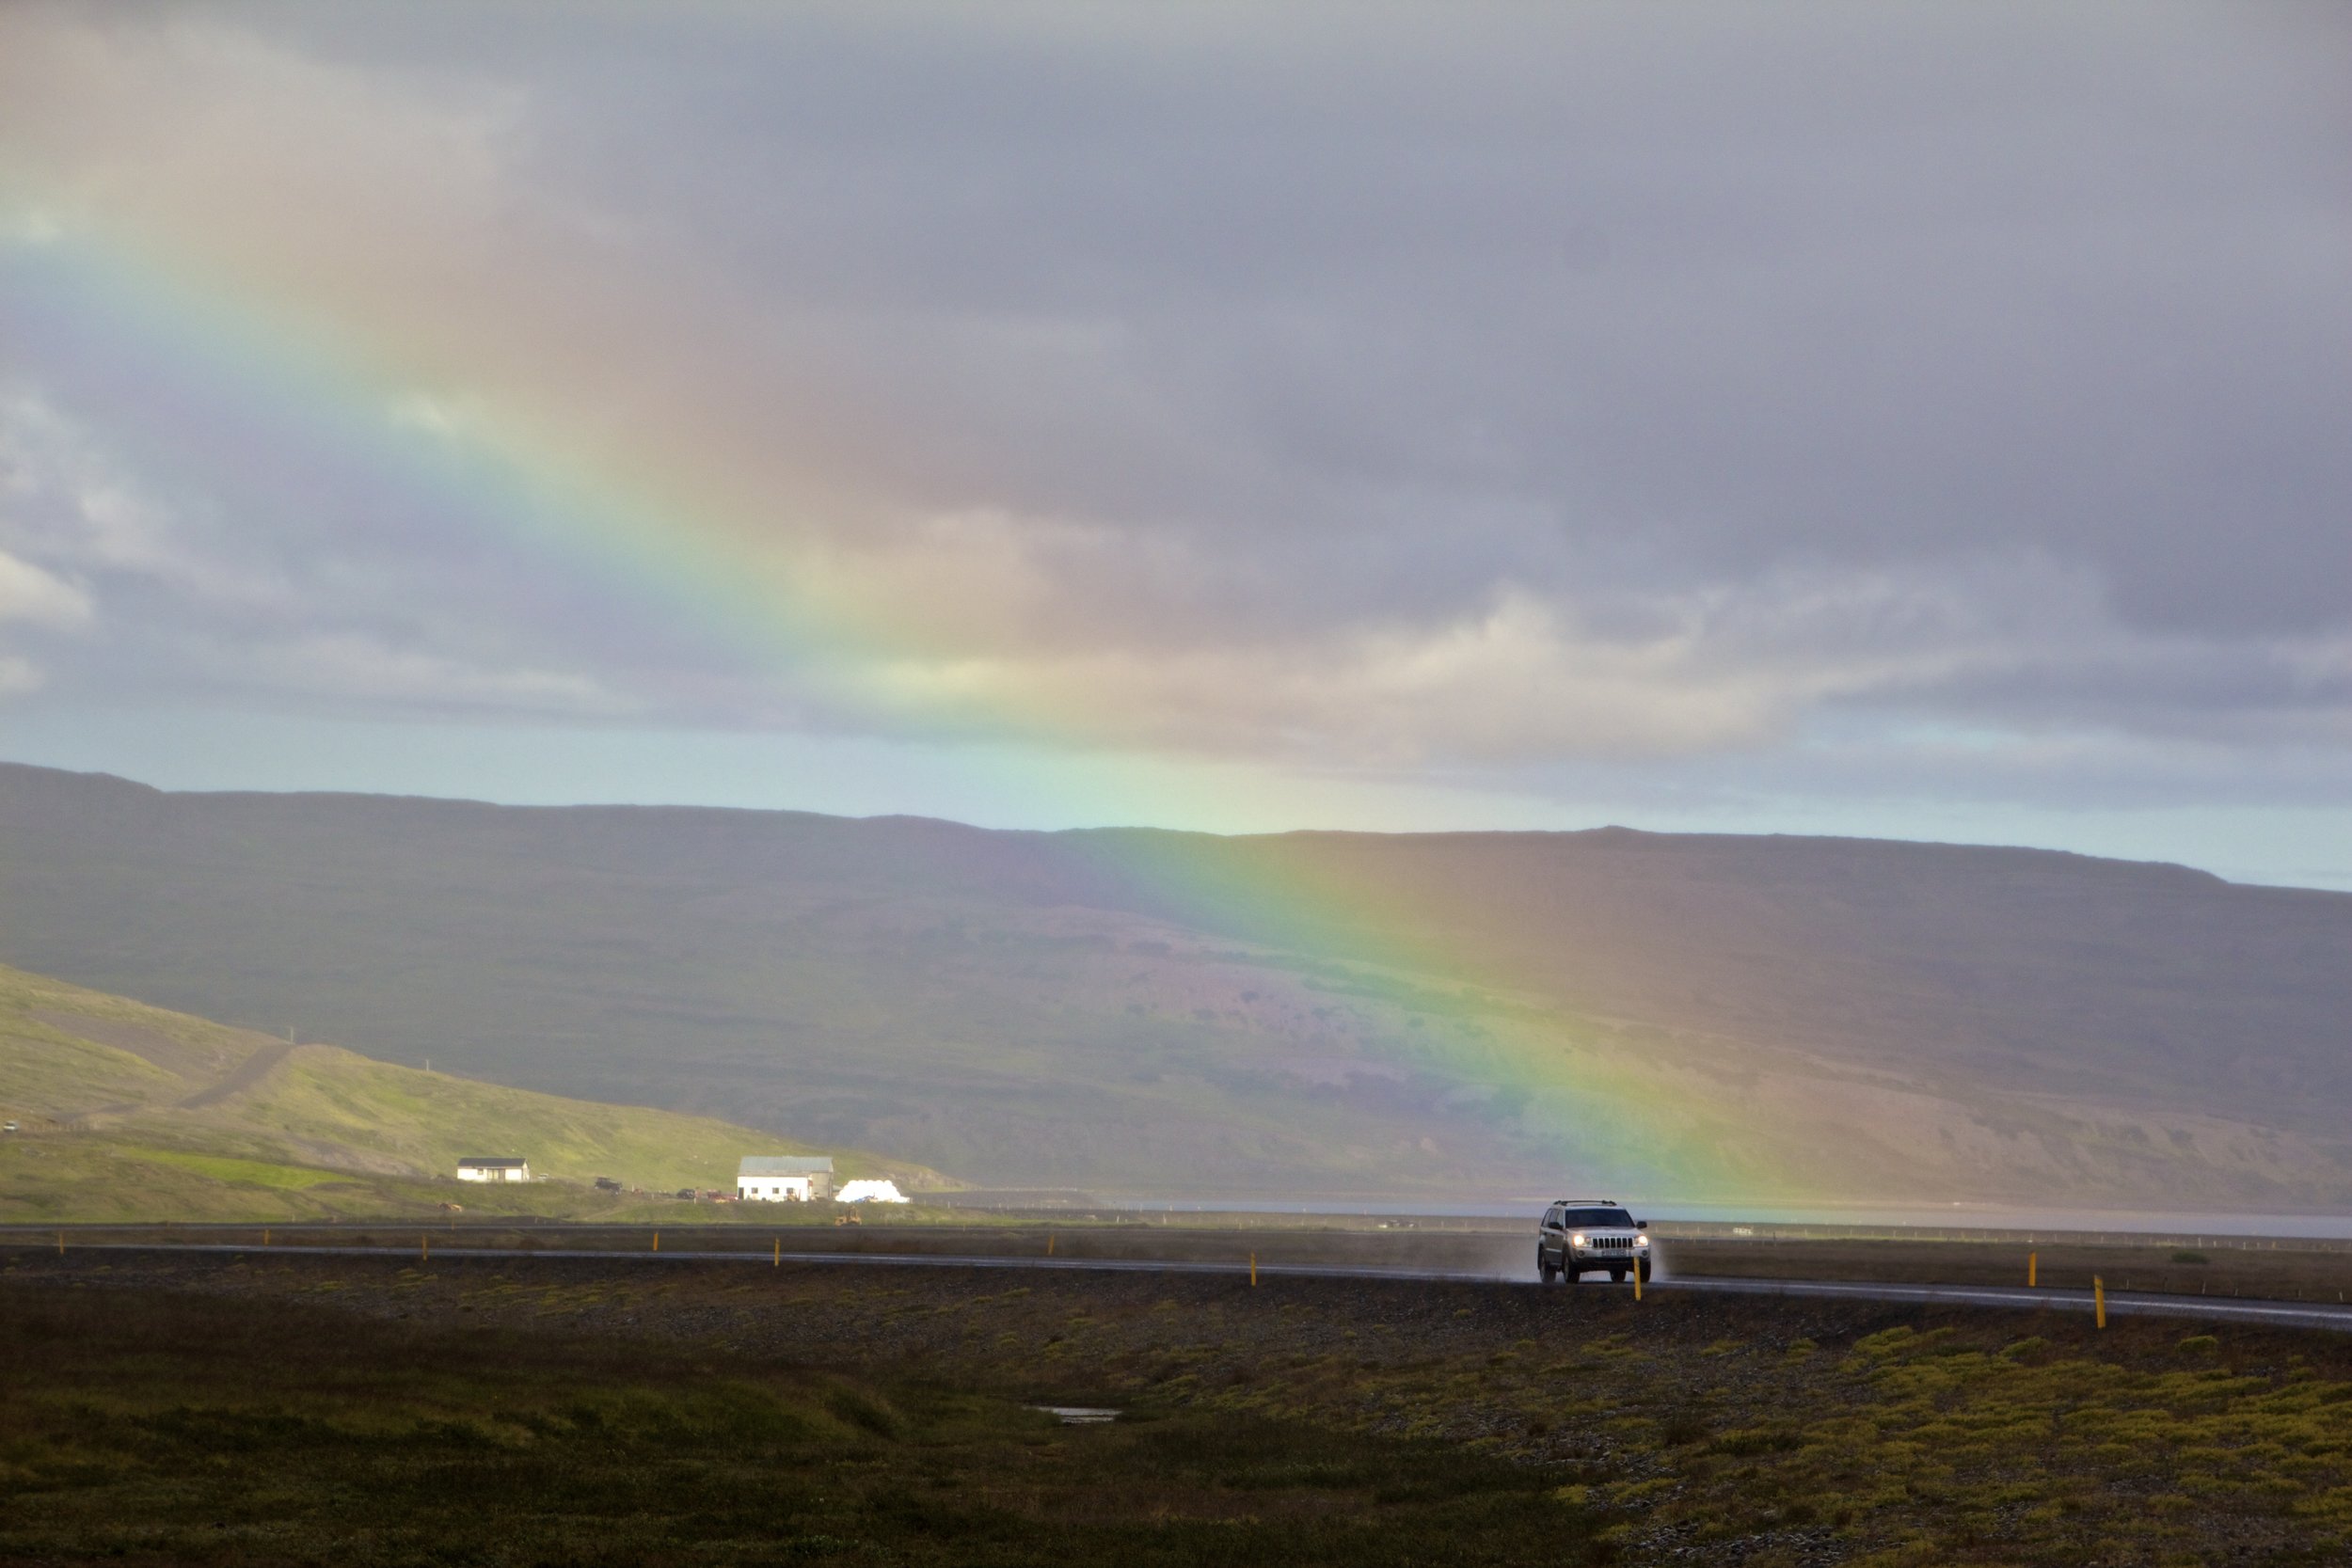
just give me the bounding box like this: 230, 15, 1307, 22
1582, 1237, 1635, 1252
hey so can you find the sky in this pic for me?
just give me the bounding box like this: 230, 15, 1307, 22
2, 2, 2348, 887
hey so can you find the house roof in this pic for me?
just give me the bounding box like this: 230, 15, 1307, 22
739, 1155, 834, 1176
457, 1157, 529, 1168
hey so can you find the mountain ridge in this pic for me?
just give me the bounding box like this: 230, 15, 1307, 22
3, 759, 2262, 882
3, 759, 2346, 1207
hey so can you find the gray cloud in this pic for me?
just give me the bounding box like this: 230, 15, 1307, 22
470, 3, 2352, 636
2, 1, 2347, 809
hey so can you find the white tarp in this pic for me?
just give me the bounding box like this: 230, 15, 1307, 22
834, 1179, 909, 1204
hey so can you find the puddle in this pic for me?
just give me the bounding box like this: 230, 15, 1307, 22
1034, 1405, 1120, 1425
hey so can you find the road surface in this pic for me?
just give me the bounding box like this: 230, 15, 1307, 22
12, 1236, 2352, 1334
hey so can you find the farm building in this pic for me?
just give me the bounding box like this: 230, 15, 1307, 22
456, 1157, 530, 1183
738, 1155, 833, 1201
835, 1179, 908, 1204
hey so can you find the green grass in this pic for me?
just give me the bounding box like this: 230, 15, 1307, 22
117, 1148, 353, 1189
1, 1138, 561, 1223
0, 962, 953, 1222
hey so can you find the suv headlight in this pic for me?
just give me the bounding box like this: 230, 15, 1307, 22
1569, 1232, 1587, 1247
1634, 1234, 1649, 1247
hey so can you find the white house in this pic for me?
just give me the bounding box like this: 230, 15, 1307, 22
456, 1156, 530, 1183
738, 1155, 834, 1201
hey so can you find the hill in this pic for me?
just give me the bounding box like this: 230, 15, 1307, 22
2, 760, 2349, 1207
0, 959, 949, 1222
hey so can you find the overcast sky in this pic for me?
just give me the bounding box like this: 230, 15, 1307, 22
3, 2, 2348, 885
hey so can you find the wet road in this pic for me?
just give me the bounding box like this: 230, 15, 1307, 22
1650, 1272, 2352, 1334
13, 1237, 2352, 1333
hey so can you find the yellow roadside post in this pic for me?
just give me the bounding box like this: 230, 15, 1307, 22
2094, 1275, 2106, 1329
57, 1230, 64, 1256
263, 1228, 271, 1247
1633, 1262, 1642, 1302
773, 1237, 781, 1268
653, 1230, 660, 1252
2028, 1252, 2037, 1288
421, 1234, 428, 1262
1250, 1252, 1258, 1287
1046, 1232, 1055, 1257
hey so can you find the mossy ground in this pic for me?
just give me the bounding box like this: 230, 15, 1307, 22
0, 1270, 1592, 1567
11, 1248, 2352, 1563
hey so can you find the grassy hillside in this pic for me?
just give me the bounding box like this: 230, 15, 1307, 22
4, 761, 2351, 1206
0, 962, 951, 1222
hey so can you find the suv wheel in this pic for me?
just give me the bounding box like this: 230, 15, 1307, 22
1537, 1252, 1557, 1284
1564, 1263, 1581, 1284
1638, 1258, 1653, 1284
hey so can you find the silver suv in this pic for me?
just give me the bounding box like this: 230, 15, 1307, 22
1536, 1199, 1651, 1284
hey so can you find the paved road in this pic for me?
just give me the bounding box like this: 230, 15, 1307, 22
16, 1238, 2352, 1334
1651, 1272, 2352, 1334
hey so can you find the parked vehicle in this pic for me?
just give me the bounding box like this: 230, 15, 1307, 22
1536, 1199, 1651, 1284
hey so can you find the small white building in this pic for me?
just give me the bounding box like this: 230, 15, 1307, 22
835, 1179, 909, 1204
456, 1156, 530, 1183
738, 1155, 834, 1201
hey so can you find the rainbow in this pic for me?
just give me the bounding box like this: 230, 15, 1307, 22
4, 230, 865, 691
3, 217, 1775, 1201
1060, 827, 1777, 1197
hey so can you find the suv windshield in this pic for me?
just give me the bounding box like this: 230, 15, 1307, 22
1562, 1208, 1634, 1228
